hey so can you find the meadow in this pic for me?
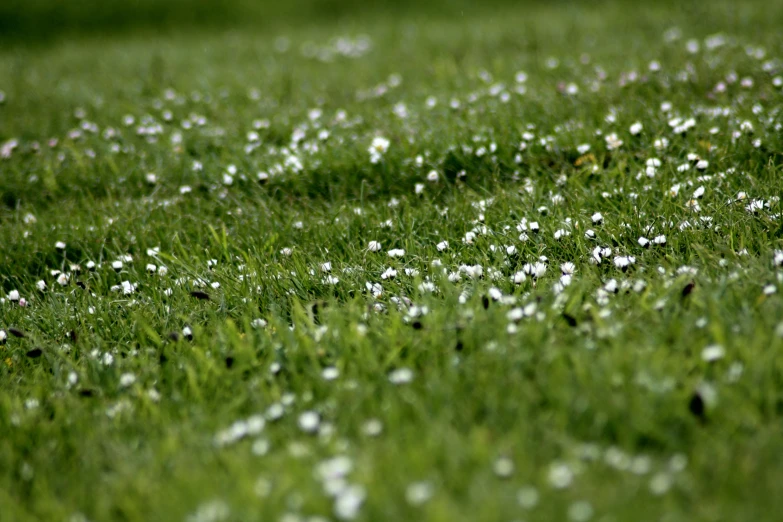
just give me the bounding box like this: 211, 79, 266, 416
2, 0, 783, 520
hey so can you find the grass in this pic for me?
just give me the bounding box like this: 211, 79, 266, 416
2, 0, 783, 520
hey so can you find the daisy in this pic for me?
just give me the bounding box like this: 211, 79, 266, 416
368, 136, 390, 164
605, 133, 623, 150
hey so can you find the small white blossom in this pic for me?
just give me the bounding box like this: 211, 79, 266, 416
119, 373, 136, 388
298, 411, 320, 433
368, 136, 390, 163
406, 482, 434, 506
702, 345, 725, 362
388, 368, 414, 384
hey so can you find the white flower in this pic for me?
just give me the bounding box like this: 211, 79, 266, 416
693, 186, 705, 198
8, 290, 19, 301
362, 419, 383, 436
418, 281, 436, 293
591, 212, 604, 224
605, 133, 623, 150
334, 485, 366, 520
146, 263, 157, 273
517, 486, 539, 509
55, 241, 66, 250
426, 170, 439, 182
119, 373, 136, 388
701, 345, 725, 362
388, 368, 414, 384
561, 262, 576, 275
548, 462, 574, 489
649, 473, 672, 495
613, 256, 636, 270
406, 482, 434, 506
145, 173, 158, 184
746, 199, 764, 213
251, 318, 268, 329
493, 457, 515, 478
507, 308, 524, 321
387, 248, 405, 258
298, 411, 320, 433
367, 241, 382, 252
112, 260, 123, 271
436, 241, 449, 252
381, 267, 397, 280
368, 136, 390, 163
568, 501, 594, 522
591, 246, 612, 264
488, 287, 503, 301
523, 262, 546, 278
322, 367, 340, 380
459, 264, 483, 278
56, 273, 70, 286
629, 122, 643, 135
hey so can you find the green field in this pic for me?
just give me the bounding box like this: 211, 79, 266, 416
3, 0, 783, 520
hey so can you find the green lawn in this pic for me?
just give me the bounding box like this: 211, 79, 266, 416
2, 0, 783, 520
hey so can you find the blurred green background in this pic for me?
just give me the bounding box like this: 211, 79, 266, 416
0, 0, 743, 45
1, 0, 529, 43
